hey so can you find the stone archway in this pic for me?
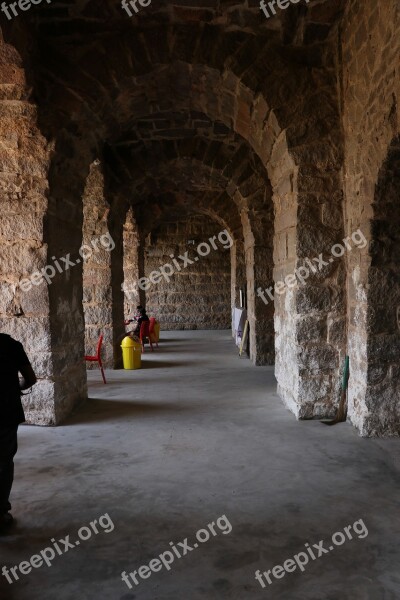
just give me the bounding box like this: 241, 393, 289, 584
0, 0, 346, 425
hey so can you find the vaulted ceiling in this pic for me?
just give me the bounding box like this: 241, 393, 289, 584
2, 0, 345, 228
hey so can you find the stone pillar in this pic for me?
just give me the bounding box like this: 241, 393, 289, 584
271, 136, 346, 419
340, 0, 400, 436
230, 238, 245, 336
45, 136, 95, 424
122, 208, 141, 315
242, 211, 275, 366
270, 143, 299, 416
82, 161, 114, 368
0, 38, 54, 424
108, 206, 126, 368
349, 140, 400, 436
137, 241, 146, 309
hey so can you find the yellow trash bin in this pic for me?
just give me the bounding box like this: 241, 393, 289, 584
121, 336, 142, 370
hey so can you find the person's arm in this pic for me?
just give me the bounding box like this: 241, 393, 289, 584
19, 364, 37, 390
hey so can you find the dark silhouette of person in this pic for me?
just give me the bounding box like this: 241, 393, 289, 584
133, 307, 149, 336
122, 305, 146, 342
0, 333, 36, 533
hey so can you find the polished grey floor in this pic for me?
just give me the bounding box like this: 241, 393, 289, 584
1, 331, 399, 600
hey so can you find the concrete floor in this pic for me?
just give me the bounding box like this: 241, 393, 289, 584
1, 331, 399, 600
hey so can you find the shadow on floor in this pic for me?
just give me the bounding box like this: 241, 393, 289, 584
140, 360, 188, 369
63, 398, 189, 425
153, 337, 183, 342
87, 361, 190, 380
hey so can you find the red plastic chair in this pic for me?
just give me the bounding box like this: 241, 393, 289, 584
149, 317, 159, 348
140, 321, 154, 353
84, 335, 107, 384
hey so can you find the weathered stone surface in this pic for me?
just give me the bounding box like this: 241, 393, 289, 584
342, 0, 400, 436
0, 0, 397, 437
82, 161, 114, 369
144, 214, 231, 330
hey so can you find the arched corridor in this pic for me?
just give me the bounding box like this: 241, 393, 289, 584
0, 0, 399, 597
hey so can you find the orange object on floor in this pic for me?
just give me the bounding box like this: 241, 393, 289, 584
149, 317, 159, 348
140, 321, 154, 353
84, 334, 107, 384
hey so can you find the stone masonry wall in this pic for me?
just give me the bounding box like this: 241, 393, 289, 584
82, 161, 113, 369
145, 214, 231, 330
123, 208, 141, 316
0, 34, 54, 424
341, 0, 400, 436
